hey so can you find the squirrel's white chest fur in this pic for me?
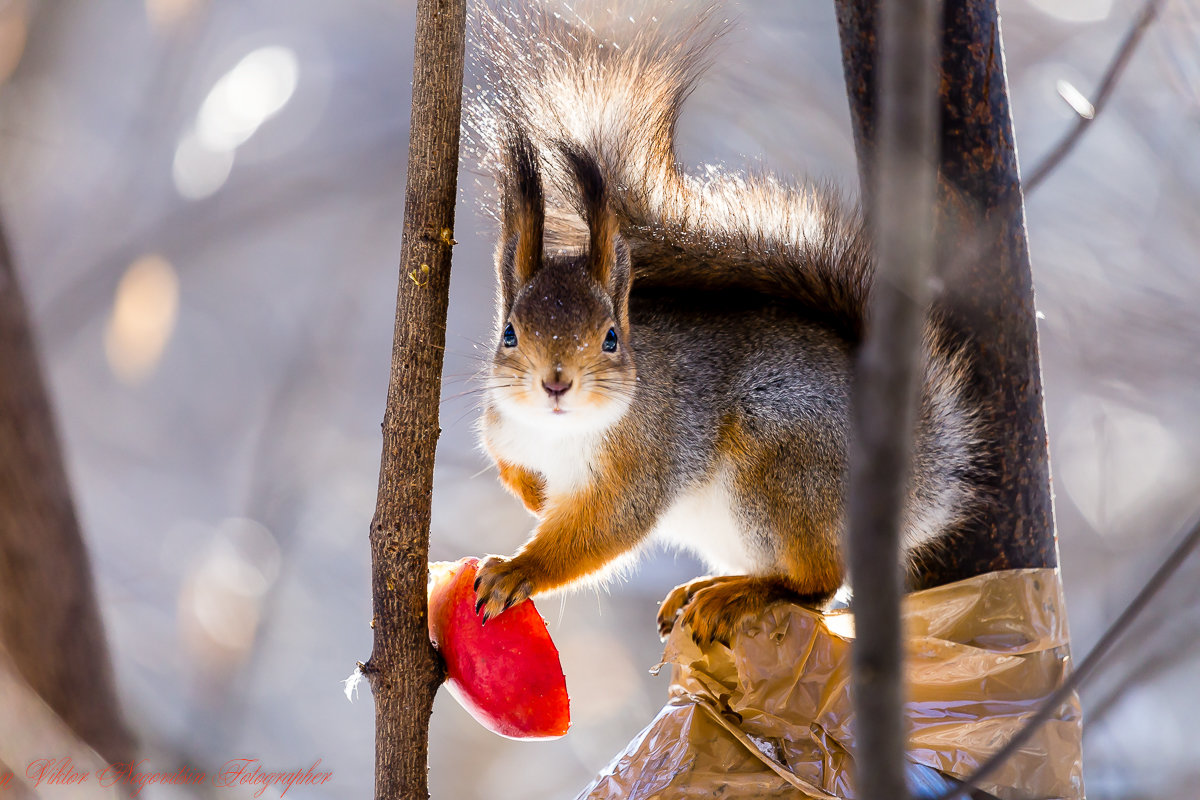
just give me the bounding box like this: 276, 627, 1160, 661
485, 410, 601, 496
652, 471, 766, 574
486, 411, 766, 575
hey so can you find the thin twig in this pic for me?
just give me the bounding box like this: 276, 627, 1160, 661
1024, 0, 1166, 193
937, 512, 1200, 800
846, 1, 940, 799
1084, 620, 1200, 731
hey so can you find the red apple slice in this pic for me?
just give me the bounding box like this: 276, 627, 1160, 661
428, 558, 570, 739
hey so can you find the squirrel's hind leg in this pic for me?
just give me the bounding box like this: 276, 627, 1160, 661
656, 414, 848, 645
720, 414, 847, 594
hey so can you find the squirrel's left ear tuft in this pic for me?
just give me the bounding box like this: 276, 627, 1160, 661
500, 124, 546, 298
559, 144, 625, 296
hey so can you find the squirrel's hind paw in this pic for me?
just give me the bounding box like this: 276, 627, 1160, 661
660, 575, 821, 647
657, 575, 722, 640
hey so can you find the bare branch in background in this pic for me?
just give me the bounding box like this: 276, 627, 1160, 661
843, 0, 941, 797
363, 0, 465, 797
0, 213, 135, 766
1024, 0, 1166, 193
0, 642, 121, 799
40, 119, 407, 353
938, 513, 1200, 800
181, 230, 391, 768
1084, 618, 1200, 731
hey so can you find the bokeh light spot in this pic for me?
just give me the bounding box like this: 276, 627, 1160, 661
144, 0, 199, 33
172, 130, 234, 199
195, 46, 299, 152
104, 253, 180, 384
180, 519, 280, 665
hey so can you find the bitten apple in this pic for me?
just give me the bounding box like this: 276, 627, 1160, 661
427, 558, 570, 739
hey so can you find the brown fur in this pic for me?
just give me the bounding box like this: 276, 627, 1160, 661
494, 459, 545, 514
468, 3, 990, 645
717, 415, 845, 598
475, 425, 669, 622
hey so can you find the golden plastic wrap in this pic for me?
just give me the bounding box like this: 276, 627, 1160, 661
578, 568, 1083, 800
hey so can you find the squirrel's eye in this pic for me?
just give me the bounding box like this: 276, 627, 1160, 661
502, 323, 518, 348
602, 327, 618, 352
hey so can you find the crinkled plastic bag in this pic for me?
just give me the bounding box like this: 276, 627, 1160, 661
578, 568, 1083, 800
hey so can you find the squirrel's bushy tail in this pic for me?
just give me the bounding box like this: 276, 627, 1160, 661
470, 2, 987, 552
469, 1, 871, 340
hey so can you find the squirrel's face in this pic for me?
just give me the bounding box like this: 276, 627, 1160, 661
490, 256, 634, 431
490, 134, 632, 429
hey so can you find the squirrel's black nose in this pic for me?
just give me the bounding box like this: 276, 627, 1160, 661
543, 380, 572, 398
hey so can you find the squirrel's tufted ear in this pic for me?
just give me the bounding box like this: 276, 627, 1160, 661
499, 125, 544, 307
560, 145, 628, 305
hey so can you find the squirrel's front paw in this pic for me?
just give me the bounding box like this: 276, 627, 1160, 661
473, 555, 535, 623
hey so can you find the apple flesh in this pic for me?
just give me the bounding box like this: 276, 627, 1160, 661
427, 558, 570, 739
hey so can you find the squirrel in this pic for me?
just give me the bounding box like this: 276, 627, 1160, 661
467, 2, 987, 646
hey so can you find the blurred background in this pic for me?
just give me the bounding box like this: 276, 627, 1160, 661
1, 0, 1198, 797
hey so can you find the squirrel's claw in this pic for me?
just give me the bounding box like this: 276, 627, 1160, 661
473, 555, 535, 622
659, 575, 806, 648
656, 575, 722, 641
656, 612, 678, 641
678, 593, 745, 647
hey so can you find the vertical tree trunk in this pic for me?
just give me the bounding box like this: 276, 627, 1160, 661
837, 2, 1067, 796
836, 0, 1059, 586
364, 0, 465, 797
0, 214, 135, 765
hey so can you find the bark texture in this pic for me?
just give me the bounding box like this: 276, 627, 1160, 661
836, 0, 1059, 586
0, 216, 135, 764
364, 0, 465, 797
844, 1, 940, 798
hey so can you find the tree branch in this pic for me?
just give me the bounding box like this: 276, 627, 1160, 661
844, 0, 941, 798
838, 0, 1060, 586
0, 210, 135, 766
0, 642, 122, 799
937, 513, 1200, 800
364, 0, 465, 797
1024, 0, 1165, 193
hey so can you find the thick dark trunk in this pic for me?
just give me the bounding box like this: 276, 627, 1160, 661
364, 0, 465, 797
836, 0, 1059, 586
0, 215, 135, 765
